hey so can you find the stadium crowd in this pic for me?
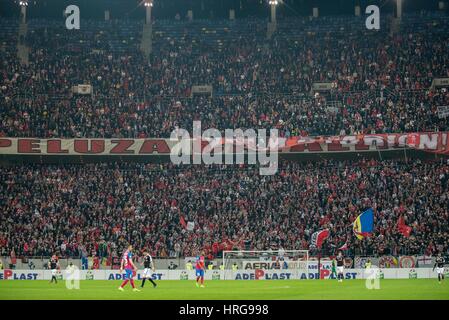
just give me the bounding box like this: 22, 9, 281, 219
0, 159, 448, 260
1, 14, 449, 138
1, 13, 449, 263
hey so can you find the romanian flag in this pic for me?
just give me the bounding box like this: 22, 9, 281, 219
353, 208, 374, 240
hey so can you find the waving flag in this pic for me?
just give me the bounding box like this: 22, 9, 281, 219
397, 216, 412, 237
310, 229, 330, 249
338, 242, 349, 251
180, 215, 187, 229
353, 208, 374, 240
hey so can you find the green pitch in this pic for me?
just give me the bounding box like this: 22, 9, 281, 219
0, 280, 448, 300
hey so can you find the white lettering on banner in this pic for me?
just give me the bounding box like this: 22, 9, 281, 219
0, 132, 448, 156
340, 136, 358, 145
419, 134, 439, 150
363, 135, 386, 147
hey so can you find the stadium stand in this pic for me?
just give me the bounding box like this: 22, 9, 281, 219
1, 13, 449, 139
0, 159, 448, 259
0, 11, 449, 262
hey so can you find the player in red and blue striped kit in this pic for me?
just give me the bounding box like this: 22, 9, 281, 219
195, 255, 206, 288
118, 245, 140, 292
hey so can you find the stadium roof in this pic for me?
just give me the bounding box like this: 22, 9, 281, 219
0, 0, 446, 20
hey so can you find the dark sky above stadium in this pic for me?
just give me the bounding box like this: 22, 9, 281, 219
0, 0, 447, 20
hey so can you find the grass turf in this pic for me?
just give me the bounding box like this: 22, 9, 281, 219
0, 279, 448, 300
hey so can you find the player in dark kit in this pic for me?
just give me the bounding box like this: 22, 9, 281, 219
141, 252, 157, 288
48, 255, 59, 284
433, 253, 446, 284
336, 251, 345, 282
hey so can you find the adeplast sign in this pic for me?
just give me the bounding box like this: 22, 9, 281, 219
0, 268, 438, 280
106, 272, 165, 281
297, 270, 359, 280
234, 270, 294, 280
232, 269, 359, 280
0, 270, 41, 280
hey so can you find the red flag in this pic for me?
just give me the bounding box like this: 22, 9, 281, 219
180, 215, 187, 229
310, 229, 330, 249
397, 216, 412, 237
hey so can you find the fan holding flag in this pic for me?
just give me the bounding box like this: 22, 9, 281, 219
353, 208, 374, 240
309, 229, 330, 278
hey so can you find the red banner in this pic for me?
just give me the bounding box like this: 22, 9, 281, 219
0, 132, 448, 155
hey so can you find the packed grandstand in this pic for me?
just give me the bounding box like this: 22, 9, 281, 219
0, 1, 449, 271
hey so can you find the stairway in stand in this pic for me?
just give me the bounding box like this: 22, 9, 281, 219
17, 22, 29, 65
